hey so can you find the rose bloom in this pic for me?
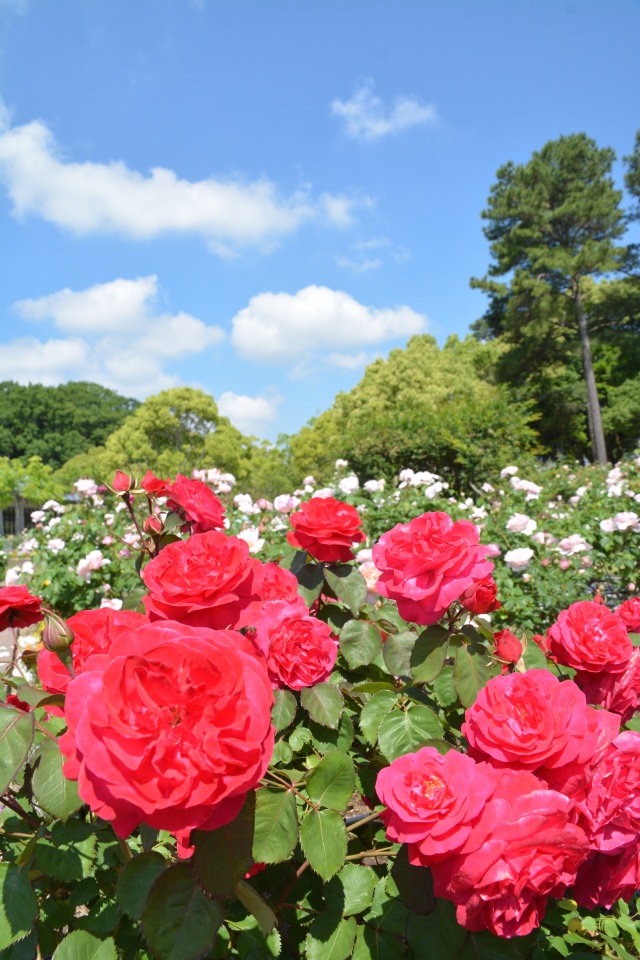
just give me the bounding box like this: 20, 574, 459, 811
506, 513, 537, 536
462, 670, 620, 774
372, 511, 493, 626
141, 471, 169, 496
573, 846, 640, 910
59, 621, 274, 841
258, 562, 301, 604
460, 576, 500, 615
251, 600, 338, 690
164, 474, 225, 534
0, 585, 43, 632
545, 601, 633, 674
617, 597, 640, 632
142, 531, 263, 630
287, 496, 366, 563
376, 747, 497, 864
38, 608, 148, 696
503, 547, 534, 572
431, 768, 589, 938
574, 649, 640, 723
571, 732, 640, 854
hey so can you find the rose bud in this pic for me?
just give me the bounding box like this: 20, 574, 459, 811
42, 611, 74, 652
112, 470, 136, 493
493, 628, 523, 664
143, 515, 164, 535
7, 694, 30, 713
460, 576, 501, 614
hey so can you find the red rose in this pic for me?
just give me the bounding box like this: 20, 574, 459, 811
573, 846, 640, 910
59, 621, 274, 840
460, 576, 501, 614
258, 562, 301, 604
38, 608, 148, 696
141, 471, 169, 496
462, 670, 620, 773
164, 474, 225, 534
0, 585, 43, 632
251, 600, 338, 690
431, 768, 589, 938
545, 601, 632, 674
112, 470, 134, 493
574, 649, 640, 723
571, 732, 640, 855
617, 597, 640, 632
372, 512, 493, 626
376, 747, 496, 864
286, 497, 365, 563
142, 531, 263, 629
492, 629, 523, 664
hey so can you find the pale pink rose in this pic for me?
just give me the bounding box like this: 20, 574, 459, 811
484, 543, 502, 558
506, 513, 537, 536
100, 598, 124, 611
612, 511, 639, 531
30, 510, 45, 523
273, 494, 301, 513
311, 487, 335, 499
76, 550, 108, 582
500, 465, 519, 478
600, 518, 616, 533
338, 475, 360, 495
101, 535, 116, 546
510, 476, 542, 499
364, 479, 385, 493
74, 478, 98, 497
556, 534, 591, 557
359, 560, 381, 594
47, 538, 66, 554
236, 526, 265, 554
504, 547, 534, 572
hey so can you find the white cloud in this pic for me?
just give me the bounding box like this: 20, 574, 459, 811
328, 351, 378, 369
7, 276, 224, 397
331, 79, 437, 142
0, 111, 364, 252
230, 285, 427, 366
217, 391, 281, 436
336, 236, 412, 272
334, 256, 382, 273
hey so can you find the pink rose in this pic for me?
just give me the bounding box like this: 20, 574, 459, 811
164, 474, 226, 534
250, 600, 338, 690
372, 511, 493, 626
462, 670, 619, 774
545, 601, 632, 674
573, 846, 640, 910
571, 732, 640, 854
617, 597, 640, 632
574, 649, 640, 723
376, 747, 496, 864
257, 562, 301, 604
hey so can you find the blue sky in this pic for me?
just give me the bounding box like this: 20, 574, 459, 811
1, 0, 639, 440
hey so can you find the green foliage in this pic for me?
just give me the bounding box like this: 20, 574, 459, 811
0, 455, 64, 509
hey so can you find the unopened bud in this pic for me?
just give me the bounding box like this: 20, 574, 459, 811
112, 470, 136, 493
42, 611, 74, 652
144, 515, 164, 535
493, 629, 523, 665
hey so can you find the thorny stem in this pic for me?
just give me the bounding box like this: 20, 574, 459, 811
122, 493, 153, 558
344, 846, 396, 861
1, 793, 41, 829
116, 834, 134, 860
276, 860, 310, 911
262, 771, 316, 810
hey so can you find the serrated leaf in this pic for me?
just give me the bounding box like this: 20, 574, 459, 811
192, 792, 255, 899
522, 639, 548, 671
305, 914, 356, 960
0, 863, 38, 952
235, 880, 277, 937
309, 714, 354, 755
301, 684, 344, 729
30, 739, 83, 820
410, 627, 449, 683
405, 898, 469, 960
51, 931, 117, 960
324, 565, 367, 616
296, 562, 325, 606
0, 705, 35, 795
253, 787, 298, 864
34, 832, 96, 883
116, 851, 166, 921
359, 691, 397, 746
378, 704, 443, 762
141, 863, 223, 960
453, 646, 491, 708
271, 689, 297, 732
352, 924, 405, 960
433, 667, 457, 706
305, 752, 355, 812
382, 631, 416, 678
300, 809, 347, 881
337, 864, 376, 917
339, 621, 382, 669
391, 846, 435, 915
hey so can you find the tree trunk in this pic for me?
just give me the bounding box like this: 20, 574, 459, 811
574, 284, 608, 464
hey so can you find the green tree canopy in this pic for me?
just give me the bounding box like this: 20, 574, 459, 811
0, 381, 138, 470
471, 133, 629, 463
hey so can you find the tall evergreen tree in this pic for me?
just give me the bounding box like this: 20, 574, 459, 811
471, 133, 629, 464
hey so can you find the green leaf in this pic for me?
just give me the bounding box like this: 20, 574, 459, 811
30, 739, 83, 820
309, 714, 355, 755
141, 863, 223, 960
378, 704, 444, 762
116, 851, 166, 921
253, 787, 298, 864
453, 646, 491, 708
296, 562, 325, 606
382, 631, 416, 678
305, 914, 357, 960
51, 931, 117, 960
410, 627, 449, 683
0, 929, 38, 960
324, 565, 367, 616
301, 684, 344, 729
300, 809, 347, 881
191, 791, 255, 899
234, 880, 277, 937
34, 831, 96, 883
405, 898, 469, 960
339, 620, 382, 669
522, 639, 548, 670
271, 689, 297, 732
0, 863, 38, 952
0, 705, 35, 795
337, 864, 376, 917
359, 691, 397, 746
433, 667, 457, 706
305, 751, 355, 812
390, 846, 435, 915
352, 925, 404, 960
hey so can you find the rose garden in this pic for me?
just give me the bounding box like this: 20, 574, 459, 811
1, 454, 639, 960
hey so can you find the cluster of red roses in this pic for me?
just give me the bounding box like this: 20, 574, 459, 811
377, 597, 640, 939
32, 476, 366, 852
